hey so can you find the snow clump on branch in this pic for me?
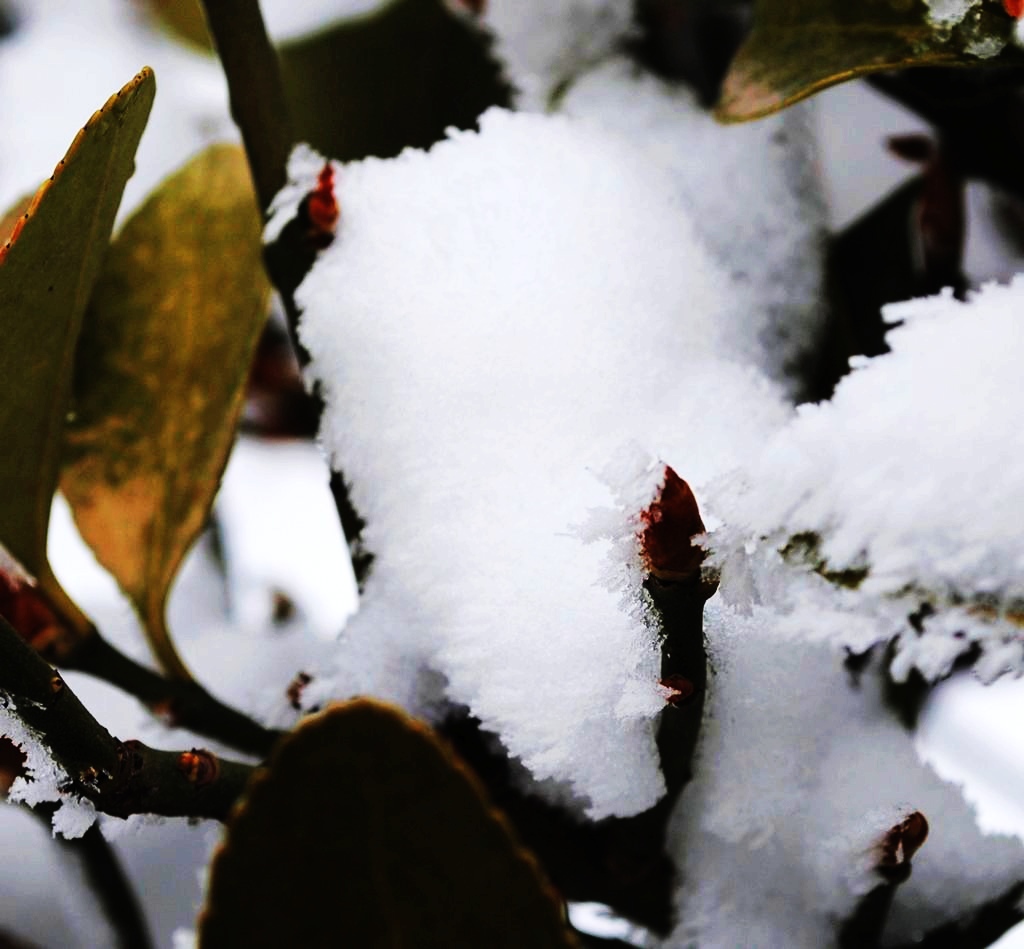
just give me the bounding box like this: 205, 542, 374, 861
268, 108, 790, 818
712, 279, 1024, 685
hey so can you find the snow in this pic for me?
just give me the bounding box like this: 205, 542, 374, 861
925, 0, 982, 27
478, 0, 634, 109
0, 0, 235, 222
0, 697, 96, 838
260, 0, 392, 41
668, 602, 1024, 948
0, 802, 114, 948
51, 795, 99, 839
561, 58, 828, 393
711, 279, 1024, 684
276, 108, 791, 817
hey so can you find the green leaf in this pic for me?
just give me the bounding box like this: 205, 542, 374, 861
717, 0, 1024, 122
60, 144, 270, 681
0, 68, 155, 641
199, 700, 577, 949
0, 193, 31, 247
279, 0, 511, 162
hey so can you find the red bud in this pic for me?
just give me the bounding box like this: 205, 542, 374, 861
304, 162, 338, 249
639, 466, 707, 582
877, 811, 929, 882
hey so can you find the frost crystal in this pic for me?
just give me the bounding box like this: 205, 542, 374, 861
0, 699, 96, 837
713, 279, 1024, 683
668, 604, 1024, 947
276, 109, 789, 817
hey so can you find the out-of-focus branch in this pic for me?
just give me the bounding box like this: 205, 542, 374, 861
0, 614, 255, 822
68, 633, 282, 758
199, 0, 292, 215
3, 568, 281, 757
199, 0, 373, 585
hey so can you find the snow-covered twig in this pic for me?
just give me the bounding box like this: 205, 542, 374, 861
0, 614, 256, 823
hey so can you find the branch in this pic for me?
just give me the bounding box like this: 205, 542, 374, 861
67, 632, 282, 758
3, 567, 282, 757
200, 0, 373, 585
838, 811, 929, 948
199, 0, 292, 215
0, 614, 255, 822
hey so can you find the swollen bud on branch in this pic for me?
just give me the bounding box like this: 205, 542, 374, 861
639, 465, 717, 597
876, 810, 929, 884
302, 162, 339, 250
0, 550, 80, 663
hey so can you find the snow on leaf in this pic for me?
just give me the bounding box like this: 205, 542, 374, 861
667, 603, 1024, 947
272, 109, 790, 818
561, 58, 828, 396
711, 278, 1024, 684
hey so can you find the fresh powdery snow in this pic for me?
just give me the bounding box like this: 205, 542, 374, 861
712, 280, 1024, 684
669, 602, 1024, 948
561, 58, 827, 394
270, 109, 791, 818
478, 0, 634, 109
0, 699, 95, 838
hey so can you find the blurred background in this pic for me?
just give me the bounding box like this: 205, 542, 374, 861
1, 1, 1023, 946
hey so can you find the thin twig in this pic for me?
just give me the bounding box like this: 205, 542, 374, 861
0, 615, 255, 822
4, 559, 282, 756
68, 631, 282, 758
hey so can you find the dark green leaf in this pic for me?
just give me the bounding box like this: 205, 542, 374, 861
0, 68, 155, 640
199, 700, 577, 949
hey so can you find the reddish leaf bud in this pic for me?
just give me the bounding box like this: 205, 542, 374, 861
178, 749, 220, 787
1005, 0, 1023, 18
877, 811, 929, 882
639, 466, 707, 582
304, 162, 339, 249
659, 674, 695, 706
286, 672, 313, 711
0, 565, 78, 661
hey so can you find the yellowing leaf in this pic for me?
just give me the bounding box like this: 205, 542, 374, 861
199, 700, 577, 949
0, 193, 31, 247
717, 0, 1023, 122
61, 145, 270, 680
0, 69, 155, 646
